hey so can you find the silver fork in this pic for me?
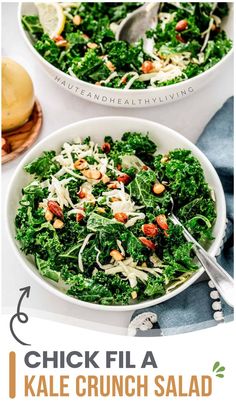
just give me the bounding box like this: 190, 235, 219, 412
169, 197, 234, 307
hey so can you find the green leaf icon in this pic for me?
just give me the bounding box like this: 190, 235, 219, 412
216, 366, 225, 373
213, 361, 220, 372
216, 374, 224, 378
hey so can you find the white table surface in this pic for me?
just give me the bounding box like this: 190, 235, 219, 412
2, 2, 233, 335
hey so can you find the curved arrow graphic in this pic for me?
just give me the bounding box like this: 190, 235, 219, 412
9, 286, 31, 346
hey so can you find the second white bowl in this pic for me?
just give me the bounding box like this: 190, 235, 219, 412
7, 117, 226, 311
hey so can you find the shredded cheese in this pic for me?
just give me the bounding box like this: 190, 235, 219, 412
78, 233, 94, 272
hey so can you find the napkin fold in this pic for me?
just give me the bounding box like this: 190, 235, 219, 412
128, 97, 234, 337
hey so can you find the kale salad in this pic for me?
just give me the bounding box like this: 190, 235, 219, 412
22, 2, 232, 89
15, 132, 216, 306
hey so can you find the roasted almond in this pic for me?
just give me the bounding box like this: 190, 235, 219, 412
110, 249, 124, 261
175, 19, 188, 32
101, 142, 111, 153
156, 214, 168, 230
139, 237, 156, 251
48, 201, 63, 219
141, 60, 154, 74
176, 34, 186, 43
77, 188, 86, 199
117, 174, 131, 185
141, 223, 158, 237
114, 212, 128, 223
53, 35, 64, 42
76, 213, 84, 222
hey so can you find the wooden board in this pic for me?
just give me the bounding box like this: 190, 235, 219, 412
2, 99, 43, 164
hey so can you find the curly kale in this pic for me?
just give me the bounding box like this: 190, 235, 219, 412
24, 151, 60, 181
15, 132, 217, 306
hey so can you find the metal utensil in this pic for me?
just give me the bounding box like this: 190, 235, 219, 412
121, 155, 234, 306
115, 2, 160, 55
169, 197, 234, 307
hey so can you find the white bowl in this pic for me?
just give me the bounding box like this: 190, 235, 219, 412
6, 117, 226, 311
18, 3, 234, 108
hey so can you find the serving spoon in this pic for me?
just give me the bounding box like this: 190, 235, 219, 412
115, 2, 160, 55
169, 197, 234, 307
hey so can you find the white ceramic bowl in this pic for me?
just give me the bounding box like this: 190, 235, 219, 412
7, 117, 226, 311
18, 3, 234, 108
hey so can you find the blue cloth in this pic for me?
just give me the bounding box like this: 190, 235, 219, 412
129, 97, 234, 336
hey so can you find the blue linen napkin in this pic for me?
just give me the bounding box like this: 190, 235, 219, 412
128, 97, 234, 337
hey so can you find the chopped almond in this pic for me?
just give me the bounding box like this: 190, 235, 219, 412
153, 183, 165, 195
110, 250, 124, 261
73, 15, 82, 26
45, 209, 53, 222
53, 219, 64, 229
74, 158, 88, 170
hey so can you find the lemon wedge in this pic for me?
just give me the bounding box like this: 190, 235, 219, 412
36, 3, 65, 39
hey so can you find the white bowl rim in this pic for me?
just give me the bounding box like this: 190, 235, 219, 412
18, 2, 234, 96
6, 116, 227, 312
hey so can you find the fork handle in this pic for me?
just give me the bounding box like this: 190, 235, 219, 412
170, 214, 234, 307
